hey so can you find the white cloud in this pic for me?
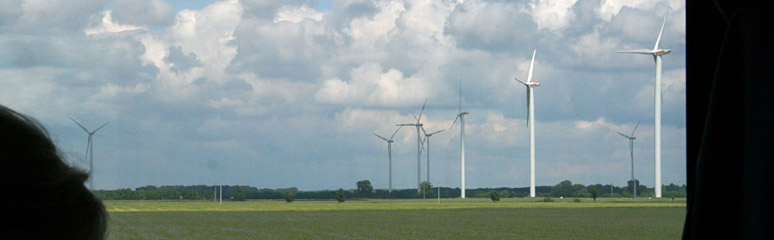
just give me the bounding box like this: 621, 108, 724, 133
530, 0, 578, 32
274, 5, 323, 23
85, 11, 147, 36
315, 62, 431, 107
0, 0, 687, 190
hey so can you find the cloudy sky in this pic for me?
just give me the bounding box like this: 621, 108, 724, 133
0, 0, 686, 191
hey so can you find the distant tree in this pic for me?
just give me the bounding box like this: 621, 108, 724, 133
419, 181, 433, 199
356, 180, 374, 197
231, 186, 246, 201
333, 188, 346, 203
627, 179, 640, 195
571, 184, 590, 197
499, 190, 511, 198
204, 190, 214, 200
489, 191, 501, 202
588, 187, 599, 202
550, 180, 573, 197
283, 192, 295, 203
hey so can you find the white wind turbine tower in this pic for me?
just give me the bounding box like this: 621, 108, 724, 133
450, 80, 469, 198
617, 6, 671, 198
70, 118, 110, 191
373, 126, 403, 194
397, 98, 428, 193
617, 121, 640, 200
513, 49, 539, 198
420, 126, 444, 186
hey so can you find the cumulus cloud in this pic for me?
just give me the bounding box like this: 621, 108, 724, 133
165, 45, 202, 73
529, 0, 577, 32
444, 0, 538, 52
111, 0, 175, 26
85, 11, 147, 36
315, 62, 430, 107
1, 0, 686, 190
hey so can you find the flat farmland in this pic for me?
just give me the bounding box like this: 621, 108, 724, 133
106, 198, 686, 239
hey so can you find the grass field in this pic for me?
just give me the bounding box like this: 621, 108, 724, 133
106, 198, 686, 239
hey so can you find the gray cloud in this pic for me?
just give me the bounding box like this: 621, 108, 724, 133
444, 0, 539, 53
0, 0, 23, 28
9, 0, 107, 34
111, 0, 175, 26
165, 45, 202, 73
2, 0, 686, 191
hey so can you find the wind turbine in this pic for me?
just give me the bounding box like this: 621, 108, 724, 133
420, 126, 444, 186
617, 121, 640, 200
373, 126, 403, 194
70, 118, 109, 191
450, 79, 469, 198
513, 49, 539, 198
617, 6, 671, 198
397, 98, 428, 193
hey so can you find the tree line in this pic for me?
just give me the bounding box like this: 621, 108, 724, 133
93, 180, 686, 201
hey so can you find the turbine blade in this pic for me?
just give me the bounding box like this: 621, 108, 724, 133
617, 132, 631, 138
413, 114, 419, 122
631, 121, 641, 137
419, 136, 426, 153
93, 122, 110, 133
513, 77, 528, 86
417, 98, 428, 123
70, 118, 89, 133
430, 129, 445, 135
421, 126, 427, 136
654, 5, 669, 51
450, 115, 460, 130
662, 82, 676, 105
527, 49, 536, 83
373, 133, 389, 142
617, 49, 654, 54
389, 126, 403, 140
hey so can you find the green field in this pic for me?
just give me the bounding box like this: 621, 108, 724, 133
106, 198, 686, 239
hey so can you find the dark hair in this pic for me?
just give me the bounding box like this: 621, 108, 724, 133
0, 105, 107, 239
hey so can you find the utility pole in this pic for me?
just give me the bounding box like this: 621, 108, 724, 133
437, 186, 440, 204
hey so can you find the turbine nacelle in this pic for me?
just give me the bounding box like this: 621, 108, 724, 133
654, 49, 671, 56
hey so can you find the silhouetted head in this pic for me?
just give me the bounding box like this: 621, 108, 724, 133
0, 105, 107, 239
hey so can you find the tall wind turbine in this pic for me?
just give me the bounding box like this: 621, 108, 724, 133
373, 126, 403, 194
397, 98, 428, 193
617, 6, 671, 198
450, 79, 469, 198
513, 49, 539, 198
617, 121, 640, 200
70, 118, 109, 191
420, 126, 444, 186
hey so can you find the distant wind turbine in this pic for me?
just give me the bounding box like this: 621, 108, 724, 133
397, 98, 428, 193
70, 118, 109, 191
617, 6, 671, 198
513, 49, 539, 198
420, 126, 444, 187
617, 121, 640, 200
450, 79, 469, 198
373, 126, 403, 194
